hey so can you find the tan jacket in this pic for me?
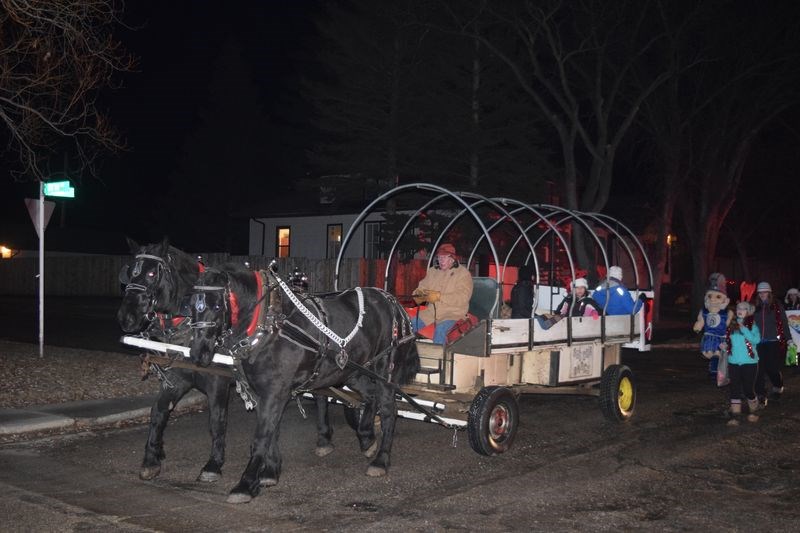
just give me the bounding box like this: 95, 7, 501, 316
417, 265, 473, 324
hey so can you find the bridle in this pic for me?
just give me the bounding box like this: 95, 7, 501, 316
124, 253, 172, 320
189, 282, 230, 335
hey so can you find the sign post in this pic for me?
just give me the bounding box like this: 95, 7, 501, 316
25, 179, 74, 357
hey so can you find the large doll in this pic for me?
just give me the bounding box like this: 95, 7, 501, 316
692, 272, 734, 376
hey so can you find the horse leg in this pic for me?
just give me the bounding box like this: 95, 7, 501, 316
197, 375, 232, 482
348, 377, 379, 457
357, 399, 380, 458
140, 370, 193, 480
366, 383, 398, 477
227, 390, 288, 504
314, 395, 335, 457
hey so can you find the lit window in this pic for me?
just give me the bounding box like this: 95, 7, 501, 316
327, 224, 342, 259
276, 227, 290, 258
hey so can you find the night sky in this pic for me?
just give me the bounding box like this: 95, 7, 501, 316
1, 1, 319, 250
1, 1, 799, 261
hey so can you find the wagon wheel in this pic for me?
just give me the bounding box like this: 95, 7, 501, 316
599, 364, 636, 422
467, 386, 519, 456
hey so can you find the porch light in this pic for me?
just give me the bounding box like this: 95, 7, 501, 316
0, 245, 16, 259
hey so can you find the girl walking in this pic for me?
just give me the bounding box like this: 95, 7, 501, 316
724, 301, 761, 426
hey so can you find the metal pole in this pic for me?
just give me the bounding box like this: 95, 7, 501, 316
38, 180, 44, 358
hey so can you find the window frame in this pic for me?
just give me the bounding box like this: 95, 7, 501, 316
276, 226, 291, 258
326, 223, 343, 259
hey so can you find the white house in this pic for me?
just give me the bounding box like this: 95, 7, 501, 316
249, 211, 386, 260
244, 176, 393, 260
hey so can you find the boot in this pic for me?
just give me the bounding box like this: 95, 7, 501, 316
727, 402, 741, 426
769, 386, 784, 400
746, 399, 760, 422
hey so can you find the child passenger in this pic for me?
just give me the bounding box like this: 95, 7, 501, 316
723, 301, 761, 426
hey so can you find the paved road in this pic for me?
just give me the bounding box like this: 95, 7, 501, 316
0, 295, 125, 352
1, 346, 799, 531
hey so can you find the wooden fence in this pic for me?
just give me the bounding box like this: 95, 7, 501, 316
0, 255, 429, 298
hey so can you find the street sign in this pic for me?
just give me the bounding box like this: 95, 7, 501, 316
43, 180, 75, 198
24, 197, 55, 238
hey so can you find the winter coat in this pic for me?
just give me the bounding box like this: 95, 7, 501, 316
416, 264, 473, 324
753, 302, 788, 343
555, 294, 600, 317
510, 280, 534, 319
727, 320, 760, 366
592, 278, 636, 315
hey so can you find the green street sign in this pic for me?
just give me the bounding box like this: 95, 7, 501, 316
43, 180, 75, 198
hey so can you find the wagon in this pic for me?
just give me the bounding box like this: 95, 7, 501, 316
122, 183, 654, 456
332, 183, 654, 455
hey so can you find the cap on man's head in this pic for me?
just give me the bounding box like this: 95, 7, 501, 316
757, 281, 772, 293
573, 277, 588, 289
608, 266, 623, 281
435, 243, 457, 257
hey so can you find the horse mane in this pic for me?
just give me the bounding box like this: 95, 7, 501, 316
214, 263, 262, 337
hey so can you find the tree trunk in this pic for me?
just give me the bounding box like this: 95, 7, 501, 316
469, 34, 481, 189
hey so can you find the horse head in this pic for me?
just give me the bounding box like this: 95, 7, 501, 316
188, 264, 276, 367
117, 237, 201, 333
187, 269, 232, 367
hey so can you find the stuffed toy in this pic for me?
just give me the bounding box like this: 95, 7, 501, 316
692, 272, 734, 375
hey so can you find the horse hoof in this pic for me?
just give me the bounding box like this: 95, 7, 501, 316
362, 440, 378, 459
259, 477, 278, 487
366, 465, 387, 477
139, 465, 161, 480
315, 444, 335, 457
197, 470, 221, 483
226, 492, 252, 504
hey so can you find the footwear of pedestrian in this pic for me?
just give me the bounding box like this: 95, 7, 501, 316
747, 398, 762, 413
727, 401, 741, 426
768, 386, 784, 400
746, 414, 759, 423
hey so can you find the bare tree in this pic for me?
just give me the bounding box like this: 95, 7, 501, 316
440, 0, 671, 213
0, 0, 132, 181
636, 1, 800, 310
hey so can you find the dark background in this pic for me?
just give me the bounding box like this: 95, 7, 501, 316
0, 1, 798, 277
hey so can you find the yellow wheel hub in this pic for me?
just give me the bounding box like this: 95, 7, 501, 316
618, 376, 634, 412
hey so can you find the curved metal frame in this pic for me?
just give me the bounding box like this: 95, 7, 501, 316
334, 183, 653, 318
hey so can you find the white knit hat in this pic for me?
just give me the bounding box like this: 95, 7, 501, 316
573, 277, 588, 288
756, 281, 772, 293
608, 266, 623, 281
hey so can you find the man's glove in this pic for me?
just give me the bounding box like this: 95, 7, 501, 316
426, 290, 441, 303
412, 288, 427, 305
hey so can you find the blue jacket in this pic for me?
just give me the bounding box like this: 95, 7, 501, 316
727, 320, 760, 365
593, 278, 637, 315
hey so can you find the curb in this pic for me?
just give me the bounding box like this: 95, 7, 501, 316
0, 391, 206, 436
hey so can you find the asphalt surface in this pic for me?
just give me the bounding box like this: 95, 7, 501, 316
0, 295, 125, 353
0, 294, 695, 438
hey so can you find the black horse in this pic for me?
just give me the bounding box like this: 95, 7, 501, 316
117, 237, 233, 482
187, 263, 420, 504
